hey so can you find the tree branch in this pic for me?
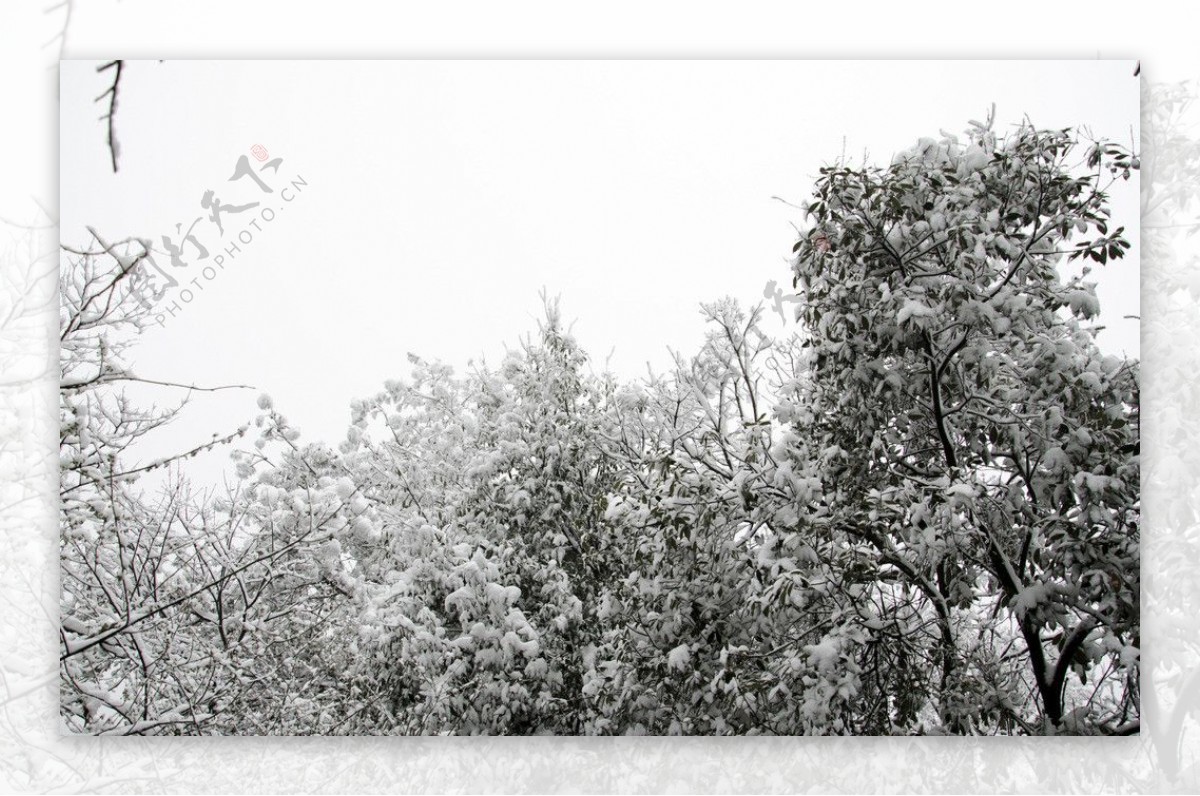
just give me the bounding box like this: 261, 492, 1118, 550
95, 60, 124, 173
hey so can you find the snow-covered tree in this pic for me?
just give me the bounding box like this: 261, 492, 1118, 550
784, 116, 1140, 733
59, 236, 358, 735
586, 301, 856, 734
325, 302, 623, 734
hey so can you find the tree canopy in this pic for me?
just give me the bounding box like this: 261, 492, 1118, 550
60, 116, 1139, 735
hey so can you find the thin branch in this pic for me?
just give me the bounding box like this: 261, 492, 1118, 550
61, 374, 256, 393
96, 60, 124, 173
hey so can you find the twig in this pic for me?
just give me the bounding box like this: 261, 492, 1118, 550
43, 0, 75, 61
96, 60, 124, 173
61, 374, 256, 393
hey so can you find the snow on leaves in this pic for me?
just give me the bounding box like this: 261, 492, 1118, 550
61, 119, 1139, 736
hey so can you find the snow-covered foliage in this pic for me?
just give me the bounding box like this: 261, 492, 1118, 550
787, 115, 1139, 733
59, 242, 358, 735
60, 118, 1139, 735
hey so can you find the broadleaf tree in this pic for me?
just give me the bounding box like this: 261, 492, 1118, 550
785, 115, 1139, 733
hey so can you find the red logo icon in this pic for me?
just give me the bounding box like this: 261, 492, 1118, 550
251, 144, 269, 162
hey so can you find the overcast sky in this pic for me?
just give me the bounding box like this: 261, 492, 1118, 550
59, 60, 1140, 488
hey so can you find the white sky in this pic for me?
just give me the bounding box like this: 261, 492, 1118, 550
59, 60, 1140, 488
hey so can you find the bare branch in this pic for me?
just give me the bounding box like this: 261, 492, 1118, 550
95, 60, 124, 173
